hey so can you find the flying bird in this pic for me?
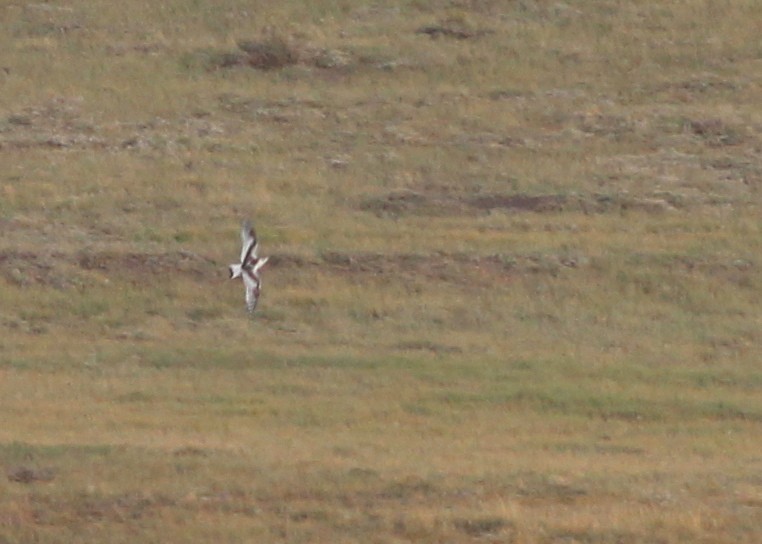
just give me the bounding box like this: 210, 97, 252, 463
229, 220, 269, 313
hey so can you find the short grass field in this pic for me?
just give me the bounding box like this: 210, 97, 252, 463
1, 0, 761, 542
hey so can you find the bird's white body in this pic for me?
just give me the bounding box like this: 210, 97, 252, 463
229, 263, 243, 279
229, 220, 269, 313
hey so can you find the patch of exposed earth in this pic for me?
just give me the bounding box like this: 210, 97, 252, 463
314, 250, 583, 281
0, 250, 217, 288
359, 190, 686, 217
2, 247, 754, 290
0, 247, 582, 290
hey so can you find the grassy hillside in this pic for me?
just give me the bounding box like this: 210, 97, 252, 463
1, 1, 761, 542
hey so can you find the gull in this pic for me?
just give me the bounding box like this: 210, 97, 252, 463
229, 219, 269, 313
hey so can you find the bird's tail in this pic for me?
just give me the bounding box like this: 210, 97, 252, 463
229, 264, 242, 278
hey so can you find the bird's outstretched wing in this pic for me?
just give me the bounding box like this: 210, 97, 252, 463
251, 256, 269, 275
240, 220, 259, 265
242, 269, 261, 313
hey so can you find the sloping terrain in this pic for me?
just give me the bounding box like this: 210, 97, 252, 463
1, 1, 761, 542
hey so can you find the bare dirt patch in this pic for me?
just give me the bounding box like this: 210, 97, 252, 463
360, 190, 681, 217
687, 118, 747, 147
0, 249, 218, 288
7, 466, 56, 484
5, 248, 750, 294
415, 23, 492, 40
76, 250, 217, 280
2, 248, 557, 289
187, 32, 352, 73
235, 36, 298, 70
359, 190, 472, 217
289, 250, 580, 282
470, 193, 569, 212
453, 516, 514, 538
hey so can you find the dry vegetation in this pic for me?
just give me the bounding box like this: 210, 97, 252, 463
1, 0, 761, 542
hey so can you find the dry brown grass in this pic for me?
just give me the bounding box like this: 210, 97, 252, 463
1, 0, 761, 542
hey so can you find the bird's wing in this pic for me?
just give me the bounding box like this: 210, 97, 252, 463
251, 256, 269, 276
240, 220, 258, 264
242, 269, 260, 313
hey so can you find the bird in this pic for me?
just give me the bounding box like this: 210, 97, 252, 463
229, 219, 269, 313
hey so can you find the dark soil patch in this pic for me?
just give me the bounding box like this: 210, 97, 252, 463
359, 190, 472, 217
76, 250, 216, 280
316, 251, 576, 281
687, 118, 746, 147
190, 35, 299, 72
7, 247, 746, 290
415, 20, 493, 40
395, 340, 463, 354
267, 253, 317, 269
0, 249, 218, 287
192, 34, 350, 73
453, 516, 513, 537
470, 193, 568, 212
360, 190, 679, 217
268, 250, 577, 286
272, 250, 756, 289
236, 37, 298, 70
7, 466, 56, 484
416, 25, 482, 40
